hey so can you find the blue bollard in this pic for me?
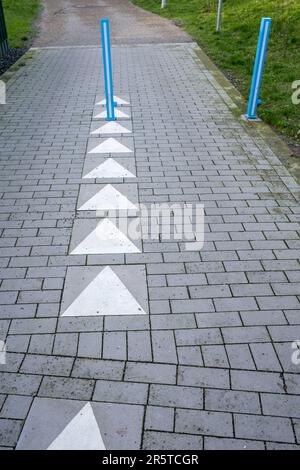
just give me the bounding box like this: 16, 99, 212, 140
100, 19, 116, 121
246, 18, 272, 120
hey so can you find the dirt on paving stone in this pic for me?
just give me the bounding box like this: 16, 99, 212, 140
34, 0, 191, 47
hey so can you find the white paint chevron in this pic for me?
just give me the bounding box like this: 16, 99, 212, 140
47, 403, 105, 450
96, 96, 129, 106
71, 219, 140, 254
88, 138, 132, 154
78, 184, 137, 212
94, 109, 130, 119
62, 267, 147, 317
83, 158, 135, 179
90, 122, 131, 135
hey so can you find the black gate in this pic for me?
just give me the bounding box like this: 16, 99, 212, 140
0, 0, 8, 58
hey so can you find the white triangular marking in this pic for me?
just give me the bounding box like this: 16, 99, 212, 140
88, 138, 132, 154
95, 109, 130, 119
71, 219, 140, 254
78, 184, 138, 211
91, 122, 131, 135
62, 267, 147, 317
84, 158, 136, 179
47, 403, 105, 450
96, 96, 129, 105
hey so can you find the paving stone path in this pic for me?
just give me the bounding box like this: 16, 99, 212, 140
0, 0, 300, 451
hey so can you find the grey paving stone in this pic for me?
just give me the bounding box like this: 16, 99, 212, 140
9, 318, 57, 335
53, 333, 78, 356
167, 274, 206, 286
21, 354, 74, 376
0, 418, 23, 447
72, 358, 124, 380
149, 384, 203, 409
240, 310, 287, 326
149, 301, 171, 315
128, 331, 152, 362
205, 389, 260, 414
215, 297, 258, 312
0, 372, 41, 396
222, 326, 270, 343
189, 285, 231, 298
234, 414, 295, 443
268, 325, 300, 342
143, 431, 203, 450
175, 409, 233, 437
0, 395, 32, 419
261, 394, 300, 418
196, 312, 242, 328
202, 345, 229, 368
204, 437, 264, 450
93, 380, 148, 405
28, 334, 54, 355
145, 405, 174, 432
0, 395, 6, 410
175, 328, 222, 346
152, 330, 177, 363
265, 442, 300, 450
104, 315, 150, 331
171, 299, 215, 313
231, 370, 285, 393
39, 376, 95, 400
274, 342, 300, 373
178, 366, 229, 388
250, 343, 282, 371
284, 374, 300, 395
5, 335, 30, 354
177, 346, 203, 366
125, 362, 176, 384
57, 317, 103, 333
293, 419, 300, 443
78, 332, 102, 359
0, 304, 37, 320
103, 332, 127, 360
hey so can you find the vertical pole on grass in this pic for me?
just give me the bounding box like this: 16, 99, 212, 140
161, 0, 167, 9
100, 18, 116, 121
216, 0, 223, 33
246, 18, 272, 120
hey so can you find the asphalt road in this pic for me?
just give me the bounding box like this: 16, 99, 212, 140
34, 0, 191, 46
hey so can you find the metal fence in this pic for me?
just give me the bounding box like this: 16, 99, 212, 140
0, 0, 8, 58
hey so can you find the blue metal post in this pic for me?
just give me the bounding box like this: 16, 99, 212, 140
246, 18, 272, 120
100, 19, 116, 121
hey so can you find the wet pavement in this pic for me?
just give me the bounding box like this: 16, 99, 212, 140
1, 0, 300, 451
34, 0, 191, 46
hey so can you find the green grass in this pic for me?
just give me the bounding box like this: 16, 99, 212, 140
3, 0, 41, 49
133, 0, 300, 142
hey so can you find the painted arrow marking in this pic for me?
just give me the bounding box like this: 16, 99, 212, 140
90, 122, 131, 135
83, 158, 136, 179
94, 109, 130, 119
88, 138, 132, 154
96, 95, 129, 106
78, 184, 138, 212
48, 403, 105, 450
70, 219, 140, 255
62, 266, 147, 317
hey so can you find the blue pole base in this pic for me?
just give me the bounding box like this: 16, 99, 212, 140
242, 114, 261, 122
